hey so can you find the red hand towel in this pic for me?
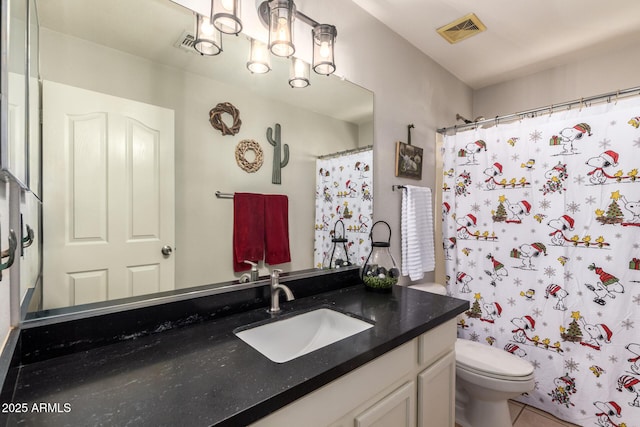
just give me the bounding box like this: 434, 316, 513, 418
264, 194, 291, 265
233, 193, 265, 272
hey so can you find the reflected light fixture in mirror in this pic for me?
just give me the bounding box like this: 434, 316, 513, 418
289, 57, 310, 88
194, 13, 223, 55
268, 0, 295, 57
212, 0, 242, 35
312, 24, 337, 75
247, 39, 272, 74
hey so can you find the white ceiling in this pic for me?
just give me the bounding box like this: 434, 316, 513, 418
352, 0, 640, 89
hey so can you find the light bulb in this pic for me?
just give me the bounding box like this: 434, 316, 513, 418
221, 0, 234, 11
277, 17, 288, 41
294, 59, 305, 75
319, 41, 331, 58
200, 17, 215, 36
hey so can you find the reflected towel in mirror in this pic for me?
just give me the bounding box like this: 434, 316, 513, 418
233, 193, 265, 272
264, 194, 291, 265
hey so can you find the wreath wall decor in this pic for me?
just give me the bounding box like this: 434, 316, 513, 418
235, 140, 264, 173
209, 102, 242, 136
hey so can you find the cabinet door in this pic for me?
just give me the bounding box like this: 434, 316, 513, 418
418, 351, 456, 427
354, 381, 416, 427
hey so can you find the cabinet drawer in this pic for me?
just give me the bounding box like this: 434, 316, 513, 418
418, 319, 456, 367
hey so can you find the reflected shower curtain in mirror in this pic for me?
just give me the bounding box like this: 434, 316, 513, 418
442, 98, 640, 426
314, 149, 373, 268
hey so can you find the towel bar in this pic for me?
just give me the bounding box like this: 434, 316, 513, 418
215, 191, 234, 199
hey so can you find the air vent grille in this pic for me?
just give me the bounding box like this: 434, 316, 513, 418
437, 13, 486, 44
174, 30, 197, 52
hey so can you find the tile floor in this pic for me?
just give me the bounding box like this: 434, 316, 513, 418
455, 400, 581, 427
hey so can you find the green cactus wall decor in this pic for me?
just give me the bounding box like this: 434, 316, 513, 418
266, 123, 289, 184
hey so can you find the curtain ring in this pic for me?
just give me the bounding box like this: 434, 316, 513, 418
579, 98, 584, 112
548, 104, 554, 117
615, 90, 620, 105
495, 116, 499, 127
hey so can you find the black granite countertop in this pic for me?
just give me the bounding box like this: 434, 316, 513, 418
8, 285, 467, 427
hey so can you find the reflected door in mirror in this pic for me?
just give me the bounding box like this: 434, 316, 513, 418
42, 81, 175, 309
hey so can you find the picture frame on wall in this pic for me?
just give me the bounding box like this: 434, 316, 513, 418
395, 141, 423, 179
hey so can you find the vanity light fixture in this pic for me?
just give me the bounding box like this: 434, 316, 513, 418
288, 57, 310, 88
212, 0, 243, 35
192, 0, 338, 86
247, 39, 271, 74
194, 13, 223, 55
312, 24, 337, 75
267, 0, 296, 57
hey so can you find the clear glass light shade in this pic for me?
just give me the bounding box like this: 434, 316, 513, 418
212, 0, 242, 35
194, 14, 222, 56
312, 24, 337, 75
268, 0, 295, 57
289, 57, 310, 88
247, 39, 271, 74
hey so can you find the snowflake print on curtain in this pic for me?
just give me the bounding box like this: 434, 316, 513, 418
442, 97, 640, 427
314, 149, 373, 269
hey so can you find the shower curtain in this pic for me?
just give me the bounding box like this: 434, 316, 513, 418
442, 98, 640, 427
314, 149, 373, 269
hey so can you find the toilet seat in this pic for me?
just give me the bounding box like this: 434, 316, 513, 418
456, 339, 534, 381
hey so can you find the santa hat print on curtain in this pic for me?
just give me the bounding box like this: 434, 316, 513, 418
442, 95, 640, 426
573, 122, 593, 136
601, 150, 619, 166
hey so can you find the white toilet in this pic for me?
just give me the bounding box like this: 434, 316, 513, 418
410, 282, 535, 427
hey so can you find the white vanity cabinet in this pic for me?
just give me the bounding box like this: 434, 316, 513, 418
251, 319, 457, 427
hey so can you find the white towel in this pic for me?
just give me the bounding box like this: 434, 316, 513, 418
401, 185, 435, 281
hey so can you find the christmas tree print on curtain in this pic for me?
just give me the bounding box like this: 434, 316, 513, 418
314, 149, 373, 269
442, 97, 640, 426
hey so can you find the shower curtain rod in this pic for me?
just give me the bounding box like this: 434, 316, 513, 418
437, 85, 640, 134
317, 145, 373, 160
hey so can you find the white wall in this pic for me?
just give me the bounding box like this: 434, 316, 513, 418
473, 44, 639, 118
301, 0, 474, 285
40, 29, 361, 289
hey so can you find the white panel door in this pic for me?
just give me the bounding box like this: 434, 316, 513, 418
42, 81, 175, 309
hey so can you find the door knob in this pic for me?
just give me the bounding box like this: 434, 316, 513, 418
161, 245, 173, 256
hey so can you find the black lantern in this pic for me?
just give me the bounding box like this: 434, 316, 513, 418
323, 220, 351, 269
361, 221, 399, 292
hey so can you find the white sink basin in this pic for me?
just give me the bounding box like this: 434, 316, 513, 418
235, 308, 374, 363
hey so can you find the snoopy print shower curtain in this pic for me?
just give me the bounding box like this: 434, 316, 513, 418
442, 97, 640, 426
314, 149, 373, 269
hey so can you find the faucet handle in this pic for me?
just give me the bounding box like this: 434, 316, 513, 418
271, 268, 283, 278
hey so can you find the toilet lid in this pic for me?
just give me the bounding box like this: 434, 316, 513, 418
456, 339, 534, 378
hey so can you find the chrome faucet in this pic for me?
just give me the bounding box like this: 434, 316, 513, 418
269, 269, 294, 313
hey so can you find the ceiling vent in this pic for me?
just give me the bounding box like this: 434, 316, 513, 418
174, 30, 198, 53
437, 13, 486, 44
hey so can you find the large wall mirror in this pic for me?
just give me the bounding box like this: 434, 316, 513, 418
24, 0, 373, 317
